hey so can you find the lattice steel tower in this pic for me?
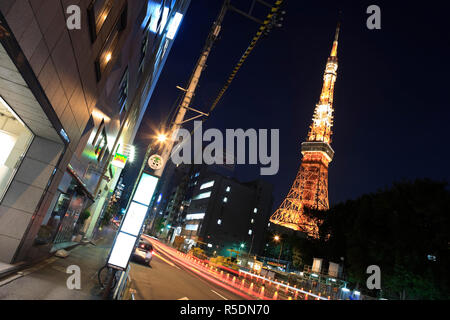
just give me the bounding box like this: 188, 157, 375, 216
270, 23, 340, 237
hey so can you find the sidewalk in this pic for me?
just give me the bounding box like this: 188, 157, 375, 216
0, 227, 116, 300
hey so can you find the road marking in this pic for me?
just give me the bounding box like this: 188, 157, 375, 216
178, 297, 189, 300
211, 289, 228, 300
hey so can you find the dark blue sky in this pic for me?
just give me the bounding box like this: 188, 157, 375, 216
131, 0, 450, 210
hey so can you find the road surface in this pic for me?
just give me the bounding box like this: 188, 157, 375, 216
129, 236, 247, 300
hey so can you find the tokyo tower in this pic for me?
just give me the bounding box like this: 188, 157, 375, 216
270, 23, 340, 238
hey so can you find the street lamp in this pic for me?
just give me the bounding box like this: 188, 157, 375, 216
157, 133, 168, 144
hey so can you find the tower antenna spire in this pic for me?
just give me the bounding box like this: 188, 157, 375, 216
330, 19, 340, 57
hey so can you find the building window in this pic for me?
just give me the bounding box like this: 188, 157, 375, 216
200, 181, 215, 190
185, 224, 198, 231
223, 197, 228, 203
185, 213, 205, 220
87, 0, 114, 41
268, 223, 271, 227
94, 3, 128, 81
0, 96, 34, 201
192, 191, 211, 200
254, 208, 258, 213
217, 219, 222, 225
251, 219, 254, 224
138, 31, 149, 74
225, 186, 231, 192
248, 229, 253, 235
118, 68, 129, 117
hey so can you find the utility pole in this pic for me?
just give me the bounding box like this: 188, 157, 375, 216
153, 0, 230, 178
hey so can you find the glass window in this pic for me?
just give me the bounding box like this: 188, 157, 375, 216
192, 191, 211, 200
200, 180, 214, 190
185, 224, 198, 231
0, 96, 34, 201
88, 0, 114, 38
118, 68, 129, 117
186, 213, 205, 220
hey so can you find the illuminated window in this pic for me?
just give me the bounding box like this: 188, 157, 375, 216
192, 192, 211, 200
185, 224, 199, 231
248, 229, 253, 235
226, 186, 231, 192
167, 12, 183, 40
251, 219, 254, 224
200, 181, 215, 190
94, 4, 128, 81
217, 219, 222, 225
87, 0, 114, 41
223, 197, 228, 203
0, 96, 34, 201
254, 208, 258, 213
185, 213, 205, 220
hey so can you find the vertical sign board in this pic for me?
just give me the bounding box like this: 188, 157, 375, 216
107, 173, 159, 270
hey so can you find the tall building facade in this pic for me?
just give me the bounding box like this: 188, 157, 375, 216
162, 164, 274, 257
270, 24, 340, 237
0, 0, 190, 264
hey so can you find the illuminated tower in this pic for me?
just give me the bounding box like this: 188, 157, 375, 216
270, 24, 340, 237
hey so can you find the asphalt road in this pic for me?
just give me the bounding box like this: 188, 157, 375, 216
129, 238, 245, 300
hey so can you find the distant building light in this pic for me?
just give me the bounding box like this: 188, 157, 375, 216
354, 291, 360, 295
193, 191, 211, 200
311, 273, 318, 277
200, 181, 215, 190
251, 219, 254, 224
194, 172, 200, 178
267, 223, 271, 227
226, 186, 231, 192
207, 243, 213, 248
223, 197, 228, 203
217, 219, 222, 225
341, 288, 350, 292
157, 194, 162, 203
185, 224, 198, 231
254, 208, 258, 213
248, 229, 252, 235
186, 213, 205, 220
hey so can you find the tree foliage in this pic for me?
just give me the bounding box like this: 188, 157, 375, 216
317, 179, 450, 299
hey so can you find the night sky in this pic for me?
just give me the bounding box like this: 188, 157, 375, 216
130, 0, 450, 211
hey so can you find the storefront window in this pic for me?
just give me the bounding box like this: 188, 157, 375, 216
0, 96, 34, 201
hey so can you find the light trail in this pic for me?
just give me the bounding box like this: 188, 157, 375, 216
144, 237, 254, 300
144, 236, 329, 300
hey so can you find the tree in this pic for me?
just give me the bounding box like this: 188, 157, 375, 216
317, 179, 450, 299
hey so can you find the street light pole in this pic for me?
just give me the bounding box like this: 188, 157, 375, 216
278, 241, 283, 264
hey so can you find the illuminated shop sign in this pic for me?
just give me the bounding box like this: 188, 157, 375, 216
107, 173, 159, 270
111, 152, 128, 169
